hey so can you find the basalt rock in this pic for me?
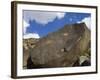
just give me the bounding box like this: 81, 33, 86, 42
27, 23, 90, 68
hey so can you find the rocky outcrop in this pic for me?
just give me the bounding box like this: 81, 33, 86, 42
23, 38, 39, 68
23, 23, 91, 69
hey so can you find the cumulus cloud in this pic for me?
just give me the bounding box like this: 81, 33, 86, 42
56, 13, 66, 19
23, 33, 40, 39
23, 11, 66, 38
77, 17, 91, 30
23, 20, 30, 34
23, 11, 66, 25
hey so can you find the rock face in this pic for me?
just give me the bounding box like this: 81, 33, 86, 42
24, 23, 90, 68
23, 38, 39, 68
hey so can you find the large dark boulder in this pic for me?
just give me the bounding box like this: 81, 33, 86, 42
28, 23, 90, 68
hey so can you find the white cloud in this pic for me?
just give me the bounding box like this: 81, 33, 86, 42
77, 17, 91, 30
56, 13, 66, 19
23, 11, 66, 38
23, 20, 30, 34
23, 11, 65, 25
23, 33, 40, 39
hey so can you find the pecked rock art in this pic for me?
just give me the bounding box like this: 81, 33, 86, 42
23, 23, 90, 68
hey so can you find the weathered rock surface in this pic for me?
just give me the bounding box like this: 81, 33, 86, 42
23, 38, 39, 68
26, 23, 91, 68
23, 23, 91, 69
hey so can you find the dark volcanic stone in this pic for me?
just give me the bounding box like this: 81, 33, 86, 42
29, 23, 90, 68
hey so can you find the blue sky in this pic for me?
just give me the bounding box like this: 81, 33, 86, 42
23, 10, 91, 39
